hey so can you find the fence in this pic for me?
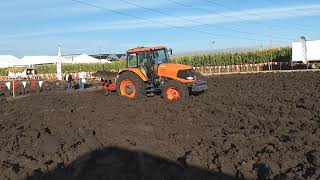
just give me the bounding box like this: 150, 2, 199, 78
193, 61, 303, 74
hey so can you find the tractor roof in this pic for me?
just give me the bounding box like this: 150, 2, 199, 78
127, 46, 166, 54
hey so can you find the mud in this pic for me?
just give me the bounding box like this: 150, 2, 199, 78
0, 71, 319, 179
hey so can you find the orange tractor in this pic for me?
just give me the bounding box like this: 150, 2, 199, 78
96, 45, 207, 100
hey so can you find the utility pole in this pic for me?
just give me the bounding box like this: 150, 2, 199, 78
99, 45, 101, 62
212, 41, 215, 52
257, 40, 263, 50
301, 36, 308, 68
57, 44, 62, 81
58, 44, 62, 57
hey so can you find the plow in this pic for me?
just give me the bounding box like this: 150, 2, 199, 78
93, 45, 207, 100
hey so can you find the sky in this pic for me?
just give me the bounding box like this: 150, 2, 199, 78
0, 0, 319, 57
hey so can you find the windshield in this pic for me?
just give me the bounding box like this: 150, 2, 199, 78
126, 48, 169, 67
152, 49, 168, 64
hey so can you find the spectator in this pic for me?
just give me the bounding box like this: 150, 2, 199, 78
66, 72, 73, 90
78, 69, 86, 89
65, 72, 68, 82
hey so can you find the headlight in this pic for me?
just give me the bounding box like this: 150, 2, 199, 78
177, 69, 195, 80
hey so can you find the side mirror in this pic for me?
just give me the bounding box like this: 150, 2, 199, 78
168, 48, 173, 55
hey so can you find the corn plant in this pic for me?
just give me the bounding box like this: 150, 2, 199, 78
35, 61, 126, 74
171, 47, 292, 67
0, 68, 8, 76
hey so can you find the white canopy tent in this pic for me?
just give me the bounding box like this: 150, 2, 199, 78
1, 53, 112, 68
64, 54, 111, 64
97, 58, 112, 63
0, 55, 20, 68
19, 56, 68, 66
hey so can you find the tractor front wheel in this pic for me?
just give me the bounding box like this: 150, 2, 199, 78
162, 80, 189, 100
116, 71, 145, 99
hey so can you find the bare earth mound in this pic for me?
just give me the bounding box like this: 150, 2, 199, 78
0, 71, 319, 180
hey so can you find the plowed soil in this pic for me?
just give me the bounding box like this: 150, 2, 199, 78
0, 71, 319, 180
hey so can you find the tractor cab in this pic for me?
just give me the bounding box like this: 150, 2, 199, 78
126, 46, 170, 79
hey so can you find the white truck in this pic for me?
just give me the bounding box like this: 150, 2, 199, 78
292, 38, 320, 69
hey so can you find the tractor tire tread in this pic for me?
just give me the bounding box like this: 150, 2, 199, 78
116, 71, 145, 98
161, 80, 189, 100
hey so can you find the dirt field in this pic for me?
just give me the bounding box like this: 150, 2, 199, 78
0, 71, 319, 180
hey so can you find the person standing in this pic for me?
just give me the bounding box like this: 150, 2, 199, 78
65, 72, 69, 85
78, 69, 86, 89
66, 73, 73, 90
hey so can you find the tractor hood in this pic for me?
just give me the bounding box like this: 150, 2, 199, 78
157, 63, 195, 83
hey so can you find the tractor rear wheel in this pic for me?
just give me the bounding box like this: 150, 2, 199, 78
161, 80, 189, 100
116, 71, 145, 99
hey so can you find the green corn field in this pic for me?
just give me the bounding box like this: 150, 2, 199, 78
0, 68, 7, 76
170, 47, 292, 67
36, 61, 126, 74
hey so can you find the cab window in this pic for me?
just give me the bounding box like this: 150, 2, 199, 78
153, 49, 167, 64
127, 52, 151, 68
127, 53, 138, 67
137, 51, 149, 67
